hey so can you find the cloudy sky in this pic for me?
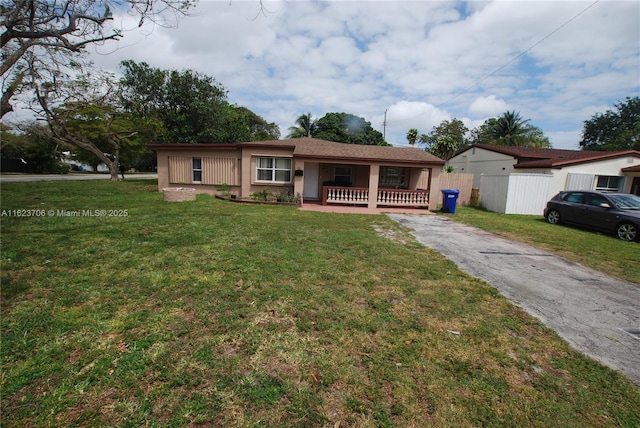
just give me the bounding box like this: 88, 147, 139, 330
87, 1, 639, 149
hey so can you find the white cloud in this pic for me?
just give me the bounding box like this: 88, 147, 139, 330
376, 101, 451, 145
468, 96, 509, 117
5, 0, 639, 152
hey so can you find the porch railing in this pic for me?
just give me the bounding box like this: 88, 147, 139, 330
322, 186, 429, 207
323, 186, 370, 205
377, 189, 429, 206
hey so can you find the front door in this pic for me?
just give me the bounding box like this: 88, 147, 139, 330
303, 162, 319, 199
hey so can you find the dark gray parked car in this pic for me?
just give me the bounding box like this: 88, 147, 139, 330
544, 191, 640, 241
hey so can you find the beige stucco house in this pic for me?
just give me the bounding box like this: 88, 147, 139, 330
448, 144, 640, 196
150, 137, 445, 210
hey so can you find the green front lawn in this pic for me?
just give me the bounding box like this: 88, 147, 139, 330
1, 180, 638, 427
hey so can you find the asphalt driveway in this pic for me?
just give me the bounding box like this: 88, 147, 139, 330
388, 213, 640, 386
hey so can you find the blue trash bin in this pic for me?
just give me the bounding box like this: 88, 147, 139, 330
441, 189, 460, 214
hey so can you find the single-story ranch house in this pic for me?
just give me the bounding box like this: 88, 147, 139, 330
149, 137, 446, 210
448, 144, 640, 196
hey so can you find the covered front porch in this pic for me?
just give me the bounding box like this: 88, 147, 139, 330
292, 160, 441, 210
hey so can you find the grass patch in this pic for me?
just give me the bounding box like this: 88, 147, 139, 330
1, 180, 639, 427
448, 206, 639, 284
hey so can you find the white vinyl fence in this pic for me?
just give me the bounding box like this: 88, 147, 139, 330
479, 173, 554, 215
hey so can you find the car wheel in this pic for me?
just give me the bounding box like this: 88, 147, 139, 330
546, 209, 561, 225
616, 222, 638, 242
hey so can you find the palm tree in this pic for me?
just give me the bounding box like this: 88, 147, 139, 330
492, 111, 530, 146
406, 128, 419, 146
287, 113, 314, 138
471, 111, 551, 148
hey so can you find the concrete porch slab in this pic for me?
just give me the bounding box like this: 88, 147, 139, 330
298, 203, 434, 215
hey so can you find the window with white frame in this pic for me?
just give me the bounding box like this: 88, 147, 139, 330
380, 167, 407, 187
192, 158, 202, 182
256, 157, 292, 182
595, 175, 623, 192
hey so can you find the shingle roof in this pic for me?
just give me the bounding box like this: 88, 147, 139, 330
150, 138, 445, 165
459, 144, 640, 169
291, 138, 443, 164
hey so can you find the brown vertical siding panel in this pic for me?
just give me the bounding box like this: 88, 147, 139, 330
168, 156, 192, 184
439, 173, 474, 205
202, 157, 240, 185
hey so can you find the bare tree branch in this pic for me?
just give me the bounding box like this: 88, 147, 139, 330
1, 0, 196, 119
2, 13, 113, 48
0, 71, 24, 117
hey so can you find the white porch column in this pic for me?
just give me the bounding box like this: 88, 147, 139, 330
368, 164, 380, 209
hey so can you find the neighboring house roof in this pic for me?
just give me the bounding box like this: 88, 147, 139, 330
454, 144, 640, 169
149, 137, 445, 165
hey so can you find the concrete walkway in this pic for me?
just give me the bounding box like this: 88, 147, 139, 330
388, 213, 640, 386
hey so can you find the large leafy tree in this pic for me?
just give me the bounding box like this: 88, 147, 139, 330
429, 137, 459, 161
119, 60, 279, 143
287, 113, 314, 138
580, 97, 640, 151
470, 111, 551, 148
0, 0, 196, 118
119, 60, 228, 144
65, 102, 162, 172
418, 118, 469, 159
28, 69, 154, 180
313, 112, 387, 145
222, 105, 280, 142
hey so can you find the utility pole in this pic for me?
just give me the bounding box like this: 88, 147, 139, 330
383, 109, 387, 141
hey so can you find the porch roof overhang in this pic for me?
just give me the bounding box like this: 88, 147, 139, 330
294, 153, 441, 167
622, 164, 640, 173
289, 138, 444, 166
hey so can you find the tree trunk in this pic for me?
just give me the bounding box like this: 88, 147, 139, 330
108, 162, 119, 181
52, 132, 121, 181
107, 136, 122, 181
